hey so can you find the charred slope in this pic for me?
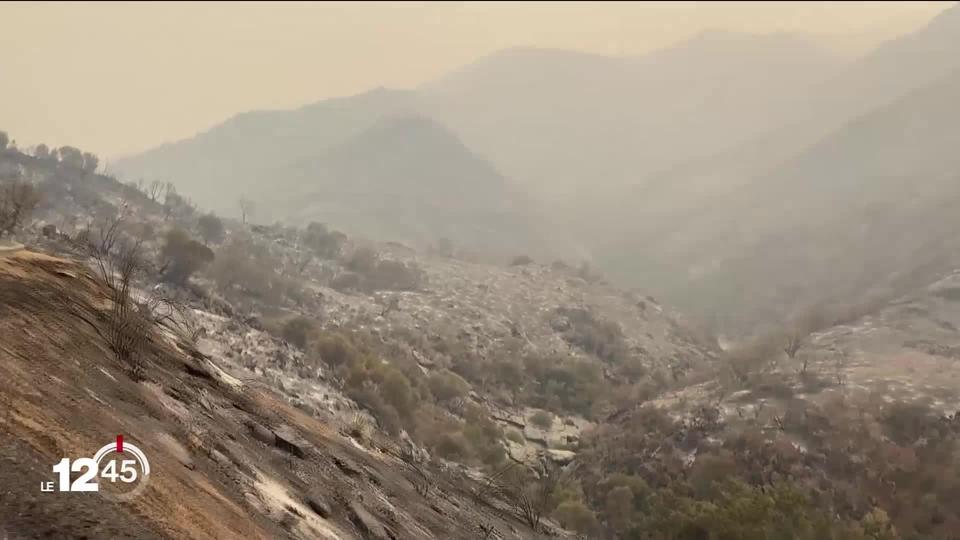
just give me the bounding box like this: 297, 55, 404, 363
0, 249, 563, 540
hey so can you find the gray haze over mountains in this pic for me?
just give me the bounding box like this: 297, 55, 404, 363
114, 3, 960, 335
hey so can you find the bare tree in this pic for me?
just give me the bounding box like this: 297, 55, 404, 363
833, 348, 849, 387
239, 198, 254, 225
503, 460, 571, 532
89, 208, 149, 378
147, 181, 164, 203
782, 306, 828, 372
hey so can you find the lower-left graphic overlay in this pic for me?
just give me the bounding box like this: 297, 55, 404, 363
40, 434, 151, 502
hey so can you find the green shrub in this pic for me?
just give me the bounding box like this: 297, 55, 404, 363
428, 370, 470, 403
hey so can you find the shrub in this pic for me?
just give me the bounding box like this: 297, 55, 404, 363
604, 486, 635, 533
163, 189, 195, 221
433, 431, 472, 461
554, 500, 599, 536
381, 369, 415, 418
556, 307, 629, 363
196, 213, 225, 245
428, 370, 470, 403
302, 222, 345, 259
724, 334, 781, 388
510, 254, 534, 266
311, 332, 362, 368
463, 404, 505, 466
281, 316, 315, 349
348, 384, 403, 436
160, 228, 214, 285
0, 181, 41, 235
530, 410, 554, 429
208, 235, 301, 304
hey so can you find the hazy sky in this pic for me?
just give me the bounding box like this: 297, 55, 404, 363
0, 1, 952, 159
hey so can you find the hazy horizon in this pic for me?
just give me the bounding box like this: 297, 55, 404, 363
0, 1, 952, 159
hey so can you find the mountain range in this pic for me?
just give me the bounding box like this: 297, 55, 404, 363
114, 3, 960, 332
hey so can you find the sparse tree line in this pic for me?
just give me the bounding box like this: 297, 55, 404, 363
1, 130, 99, 173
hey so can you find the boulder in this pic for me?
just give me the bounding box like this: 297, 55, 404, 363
546, 449, 576, 465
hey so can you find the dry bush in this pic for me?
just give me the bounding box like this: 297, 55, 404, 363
724, 334, 782, 388
336, 247, 425, 292
160, 228, 214, 285
780, 306, 829, 368
89, 212, 150, 378
208, 234, 299, 303
347, 412, 371, 442
89, 210, 197, 378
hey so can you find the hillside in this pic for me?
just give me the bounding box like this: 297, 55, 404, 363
2, 143, 718, 538
112, 88, 419, 209
114, 30, 840, 253
610, 64, 960, 333
271, 114, 539, 253
574, 264, 960, 537
0, 248, 573, 540
112, 92, 541, 256
575, 3, 960, 332
6, 124, 960, 537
